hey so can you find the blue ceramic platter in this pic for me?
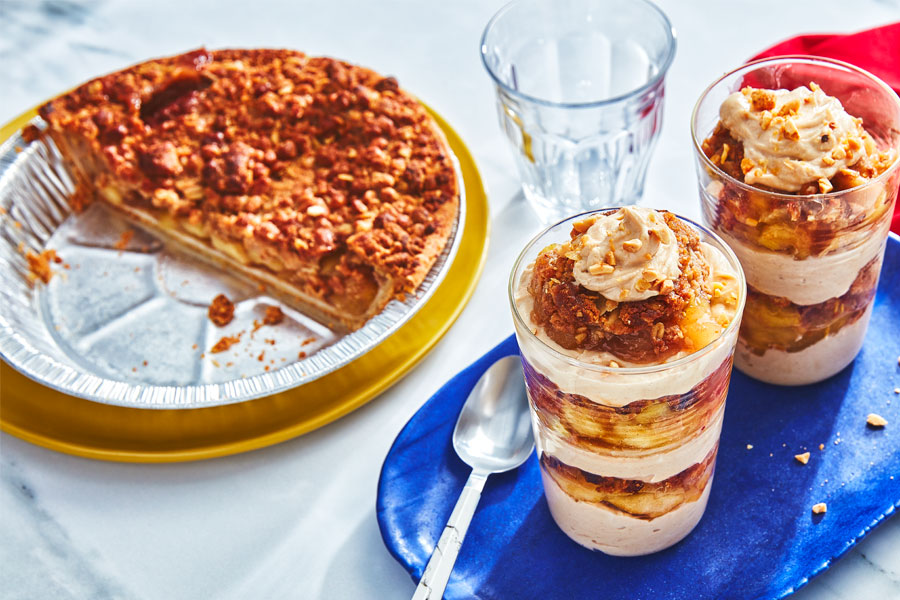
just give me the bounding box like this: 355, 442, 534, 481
377, 235, 900, 600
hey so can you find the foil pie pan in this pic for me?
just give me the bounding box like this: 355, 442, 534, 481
0, 117, 465, 408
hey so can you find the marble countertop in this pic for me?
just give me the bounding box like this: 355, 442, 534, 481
1, 0, 899, 598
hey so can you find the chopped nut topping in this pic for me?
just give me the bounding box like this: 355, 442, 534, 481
746, 444, 753, 450
749, 89, 776, 112
740, 158, 754, 174
778, 98, 801, 117
782, 118, 800, 141
651, 322, 665, 340
641, 268, 660, 282
263, 305, 285, 326
588, 263, 615, 276
867, 413, 888, 428
659, 279, 674, 295
812, 503, 827, 515
604, 250, 616, 266
794, 452, 810, 465
622, 238, 643, 253
572, 217, 597, 233
817, 178, 833, 194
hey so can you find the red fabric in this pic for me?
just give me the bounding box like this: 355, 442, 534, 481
750, 23, 900, 234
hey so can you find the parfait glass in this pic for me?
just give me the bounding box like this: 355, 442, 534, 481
691, 56, 900, 385
509, 211, 746, 555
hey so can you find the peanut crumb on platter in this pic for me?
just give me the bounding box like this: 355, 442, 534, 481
812, 503, 827, 515
866, 413, 888, 428
794, 452, 810, 465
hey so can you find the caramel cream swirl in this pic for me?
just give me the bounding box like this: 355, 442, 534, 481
573, 207, 681, 302
720, 84, 871, 192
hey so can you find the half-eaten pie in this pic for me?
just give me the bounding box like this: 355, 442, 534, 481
37, 48, 460, 330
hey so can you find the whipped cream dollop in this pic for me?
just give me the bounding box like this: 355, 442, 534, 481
720, 84, 870, 192
573, 207, 680, 302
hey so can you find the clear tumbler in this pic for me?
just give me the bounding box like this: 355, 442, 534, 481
481, 0, 676, 223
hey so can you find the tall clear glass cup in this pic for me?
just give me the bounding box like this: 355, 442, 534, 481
509, 210, 746, 555
691, 56, 900, 385
481, 0, 676, 223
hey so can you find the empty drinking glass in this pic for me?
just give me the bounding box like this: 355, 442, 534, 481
481, 0, 676, 223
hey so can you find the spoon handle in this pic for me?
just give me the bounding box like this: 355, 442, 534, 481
412, 469, 489, 600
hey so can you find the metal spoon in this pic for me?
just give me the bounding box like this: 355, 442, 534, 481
412, 355, 534, 600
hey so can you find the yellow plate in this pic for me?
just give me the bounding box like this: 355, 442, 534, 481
0, 105, 489, 462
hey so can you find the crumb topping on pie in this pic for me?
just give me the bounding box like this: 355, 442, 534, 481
37, 48, 459, 329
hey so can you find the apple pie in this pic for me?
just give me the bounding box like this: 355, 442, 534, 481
36, 48, 460, 330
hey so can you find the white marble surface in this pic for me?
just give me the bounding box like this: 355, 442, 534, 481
1, 0, 900, 598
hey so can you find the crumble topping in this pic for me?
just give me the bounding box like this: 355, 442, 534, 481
38, 48, 459, 302
794, 452, 810, 465
25, 249, 62, 284
208, 293, 235, 326
526, 209, 739, 364
210, 332, 242, 353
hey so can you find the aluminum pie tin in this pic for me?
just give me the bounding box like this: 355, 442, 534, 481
0, 116, 465, 409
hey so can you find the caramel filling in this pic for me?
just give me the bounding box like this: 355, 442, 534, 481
739, 256, 879, 355
524, 357, 732, 453
540, 444, 718, 521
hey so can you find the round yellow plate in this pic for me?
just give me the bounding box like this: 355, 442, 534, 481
0, 105, 489, 462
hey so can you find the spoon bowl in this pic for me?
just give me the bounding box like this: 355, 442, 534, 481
412, 354, 534, 600
454, 355, 533, 473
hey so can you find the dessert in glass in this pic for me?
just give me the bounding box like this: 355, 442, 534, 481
692, 56, 900, 385
509, 206, 745, 555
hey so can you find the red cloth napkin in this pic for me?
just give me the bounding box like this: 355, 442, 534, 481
751, 23, 900, 234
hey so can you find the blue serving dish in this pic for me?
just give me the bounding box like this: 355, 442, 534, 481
377, 235, 900, 600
